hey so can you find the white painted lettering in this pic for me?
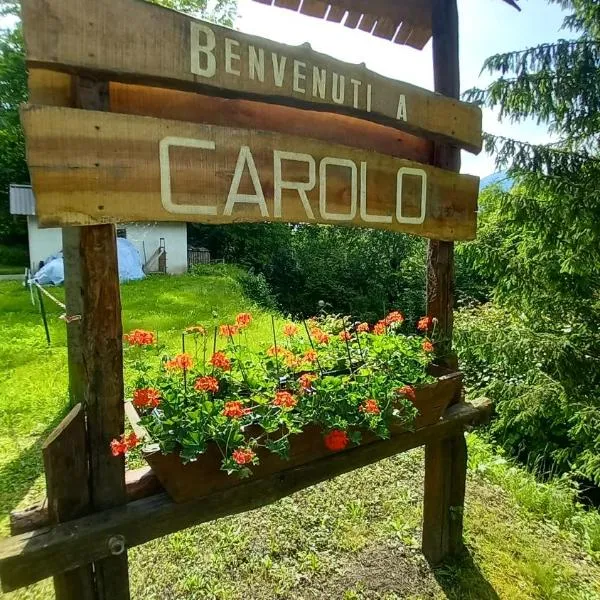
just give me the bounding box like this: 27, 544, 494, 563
224, 146, 269, 217
396, 94, 407, 121
350, 78, 362, 109
224, 38, 241, 76
332, 73, 345, 104
190, 22, 216, 78
272, 53, 287, 88
249, 45, 265, 82
359, 162, 392, 224
319, 157, 357, 221
293, 60, 306, 94
396, 167, 427, 224
273, 151, 316, 219
160, 136, 217, 215
312, 67, 326, 99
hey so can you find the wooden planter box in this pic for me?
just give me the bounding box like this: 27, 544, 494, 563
135, 370, 462, 503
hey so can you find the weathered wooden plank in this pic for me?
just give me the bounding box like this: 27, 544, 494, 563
0, 399, 492, 593
406, 26, 432, 50
325, 5, 346, 22
299, 0, 328, 18
274, 0, 300, 9
20, 0, 482, 152
343, 9, 362, 28
21, 105, 478, 239
43, 404, 95, 600
372, 17, 398, 41
422, 0, 466, 566
357, 13, 377, 33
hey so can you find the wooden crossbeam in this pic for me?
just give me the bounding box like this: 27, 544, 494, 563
0, 400, 491, 593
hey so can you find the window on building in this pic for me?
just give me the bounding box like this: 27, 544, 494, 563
116, 228, 127, 239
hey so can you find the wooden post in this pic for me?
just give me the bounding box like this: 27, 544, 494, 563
43, 404, 95, 600
422, 0, 468, 565
61, 76, 131, 599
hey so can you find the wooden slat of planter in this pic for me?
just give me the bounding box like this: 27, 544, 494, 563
0, 399, 492, 593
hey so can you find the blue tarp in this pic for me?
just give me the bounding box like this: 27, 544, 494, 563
32, 238, 145, 285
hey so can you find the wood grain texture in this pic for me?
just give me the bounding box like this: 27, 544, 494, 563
0, 399, 492, 593
43, 404, 95, 600
21, 105, 478, 239
20, 0, 482, 152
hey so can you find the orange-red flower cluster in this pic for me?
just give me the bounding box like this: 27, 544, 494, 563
209, 351, 231, 371
219, 324, 240, 337
222, 400, 252, 419
385, 311, 404, 325
299, 373, 317, 391
185, 325, 206, 335
417, 316, 432, 332
360, 399, 380, 414
373, 321, 386, 335
132, 388, 161, 409
165, 353, 194, 371
110, 432, 140, 456
356, 322, 370, 333
339, 330, 352, 342
124, 329, 155, 346
324, 429, 349, 451
232, 447, 256, 465
194, 376, 219, 393
303, 349, 318, 363
422, 340, 434, 353
311, 328, 330, 345
283, 323, 299, 337
236, 313, 252, 328
267, 345, 300, 368
396, 385, 416, 401
273, 390, 297, 409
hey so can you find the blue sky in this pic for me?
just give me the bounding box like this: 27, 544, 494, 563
237, 0, 568, 177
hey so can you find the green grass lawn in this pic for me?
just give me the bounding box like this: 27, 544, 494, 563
1, 267, 599, 600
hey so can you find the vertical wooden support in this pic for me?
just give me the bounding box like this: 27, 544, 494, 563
61, 76, 131, 599
43, 404, 95, 600
422, 0, 467, 565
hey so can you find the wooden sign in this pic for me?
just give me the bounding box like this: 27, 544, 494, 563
21, 105, 478, 240
21, 0, 482, 153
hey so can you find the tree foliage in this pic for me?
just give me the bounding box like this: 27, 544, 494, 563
458, 0, 600, 484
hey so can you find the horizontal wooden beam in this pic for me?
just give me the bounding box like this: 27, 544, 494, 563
21, 105, 479, 239
20, 0, 482, 153
0, 399, 491, 593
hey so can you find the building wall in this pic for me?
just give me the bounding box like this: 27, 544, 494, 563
27, 220, 188, 275
27, 216, 62, 271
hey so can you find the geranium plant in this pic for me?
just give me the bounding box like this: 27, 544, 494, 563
113, 311, 438, 478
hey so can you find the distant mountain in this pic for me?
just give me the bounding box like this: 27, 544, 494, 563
480, 171, 513, 191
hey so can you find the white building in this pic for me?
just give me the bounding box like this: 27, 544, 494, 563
9, 185, 189, 274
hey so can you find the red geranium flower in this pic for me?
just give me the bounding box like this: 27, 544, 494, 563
110, 432, 140, 456
232, 447, 256, 465
236, 313, 252, 328
222, 400, 252, 419
373, 320, 386, 335
209, 351, 231, 371
303, 349, 318, 363
132, 388, 161, 409
299, 373, 317, 391
422, 340, 434, 353
124, 329, 155, 346
396, 385, 416, 401
165, 353, 194, 371
311, 328, 330, 345
360, 399, 380, 414
267, 345, 284, 357
324, 429, 350, 451
219, 324, 239, 337
356, 322, 370, 333
283, 323, 299, 337
417, 316, 433, 332
273, 390, 297, 409
385, 311, 404, 325
339, 330, 352, 342
194, 376, 219, 393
